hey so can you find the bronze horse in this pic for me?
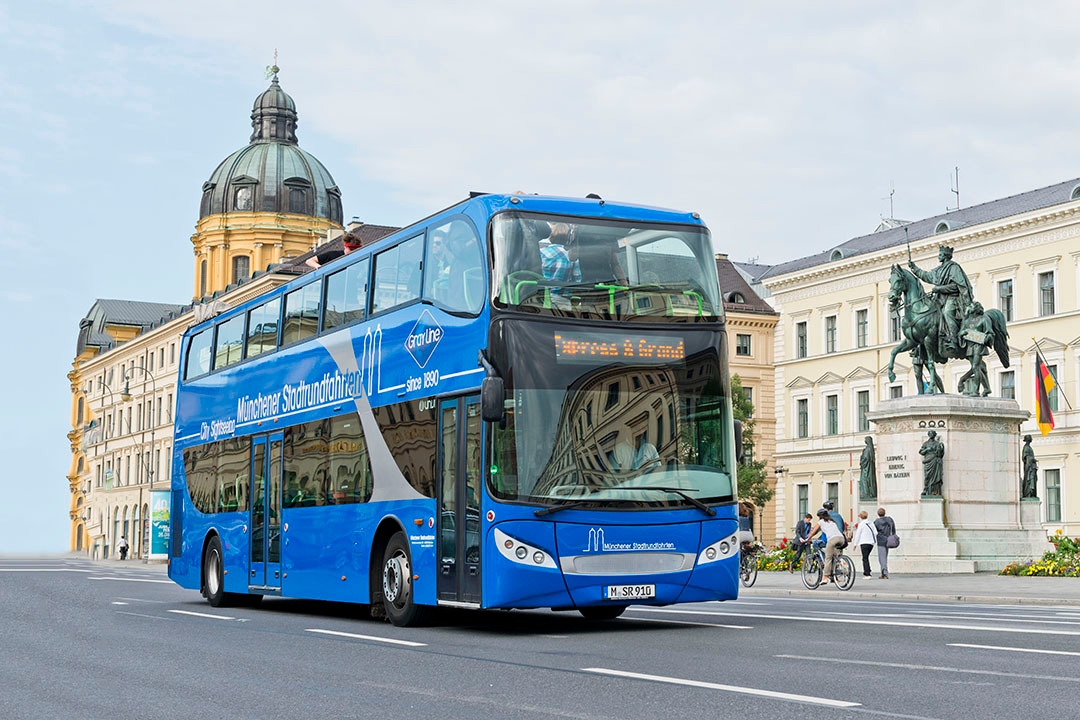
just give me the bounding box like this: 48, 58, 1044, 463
885, 264, 1008, 394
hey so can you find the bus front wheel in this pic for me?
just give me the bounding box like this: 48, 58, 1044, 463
381, 531, 430, 627
203, 536, 233, 607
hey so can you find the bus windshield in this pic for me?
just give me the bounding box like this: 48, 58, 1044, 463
488, 329, 734, 510
491, 212, 721, 321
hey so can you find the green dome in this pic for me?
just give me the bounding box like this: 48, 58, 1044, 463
199, 71, 342, 224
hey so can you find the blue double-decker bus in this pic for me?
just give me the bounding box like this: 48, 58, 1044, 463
167, 192, 742, 625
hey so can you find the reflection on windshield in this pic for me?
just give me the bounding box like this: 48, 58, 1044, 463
489, 351, 733, 510
491, 212, 722, 321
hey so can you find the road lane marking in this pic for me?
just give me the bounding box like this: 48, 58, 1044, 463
625, 615, 753, 630
581, 668, 860, 708
305, 628, 426, 647
168, 609, 237, 621
633, 607, 1080, 636
88, 576, 173, 584
117, 611, 173, 621
948, 643, 1080, 658
111, 601, 129, 605
775, 654, 1080, 683
908, 611, 1080, 626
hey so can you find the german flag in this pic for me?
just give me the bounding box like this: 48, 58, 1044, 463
1035, 351, 1056, 436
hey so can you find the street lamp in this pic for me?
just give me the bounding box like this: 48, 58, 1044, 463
122, 364, 157, 561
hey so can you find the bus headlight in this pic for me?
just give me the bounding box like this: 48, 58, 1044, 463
494, 528, 557, 569
698, 533, 740, 566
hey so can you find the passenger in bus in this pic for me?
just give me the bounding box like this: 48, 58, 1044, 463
428, 229, 451, 302
568, 231, 627, 285
540, 223, 581, 283
306, 230, 363, 270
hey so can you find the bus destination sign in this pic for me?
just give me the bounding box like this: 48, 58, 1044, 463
553, 331, 685, 365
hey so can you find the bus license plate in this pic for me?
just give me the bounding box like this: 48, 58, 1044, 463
603, 584, 656, 600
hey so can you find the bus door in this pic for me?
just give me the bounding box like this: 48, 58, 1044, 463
249, 432, 283, 591
437, 395, 482, 603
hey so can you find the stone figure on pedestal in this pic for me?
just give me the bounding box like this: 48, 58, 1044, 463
859, 436, 877, 499
920, 429, 945, 497
908, 246, 973, 356
1021, 434, 1039, 499
958, 301, 994, 397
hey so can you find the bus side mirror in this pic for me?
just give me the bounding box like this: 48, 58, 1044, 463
734, 419, 744, 465
481, 377, 505, 422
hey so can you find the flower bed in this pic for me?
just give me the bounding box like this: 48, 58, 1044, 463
999, 530, 1080, 577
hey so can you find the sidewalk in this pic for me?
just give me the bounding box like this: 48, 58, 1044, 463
741, 568, 1079, 606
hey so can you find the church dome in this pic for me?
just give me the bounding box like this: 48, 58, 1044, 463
199, 69, 343, 225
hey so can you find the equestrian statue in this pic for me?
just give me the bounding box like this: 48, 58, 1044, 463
886, 245, 1009, 396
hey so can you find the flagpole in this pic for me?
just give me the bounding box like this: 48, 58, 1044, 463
1032, 336, 1073, 410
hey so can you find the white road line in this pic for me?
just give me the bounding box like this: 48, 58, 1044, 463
775, 654, 1080, 683
625, 615, 753, 630
632, 607, 1080, 636
949, 643, 1080, 658
87, 576, 173, 584
305, 628, 427, 647
111, 601, 129, 605
582, 667, 860, 708
908, 611, 1080, 626
116, 611, 173, 621
0, 568, 94, 573
168, 609, 236, 621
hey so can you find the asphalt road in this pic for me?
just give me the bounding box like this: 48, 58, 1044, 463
2, 556, 1077, 720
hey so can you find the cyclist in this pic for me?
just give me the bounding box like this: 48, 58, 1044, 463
807, 508, 844, 585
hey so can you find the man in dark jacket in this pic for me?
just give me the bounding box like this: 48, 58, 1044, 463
873, 507, 896, 579
789, 513, 813, 572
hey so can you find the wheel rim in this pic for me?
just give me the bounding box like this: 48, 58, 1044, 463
383, 551, 411, 608
207, 549, 221, 596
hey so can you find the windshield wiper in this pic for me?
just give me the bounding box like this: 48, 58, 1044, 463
608, 486, 716, 516
534, 498, 608, 517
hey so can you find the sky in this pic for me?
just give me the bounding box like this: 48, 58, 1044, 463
4, 0, 1080, 552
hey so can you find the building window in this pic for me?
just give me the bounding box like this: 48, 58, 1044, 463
827, 482, 839, 510
735, 333, 752, 356
796, 321, 808, 359
857, 390, 870, 432
856, 309, 868, 348
826, 394, 839, 435
288, 187, 306, 214
1047, 364, 1059, 412
1039, 271, 1055, 316
890, 312, 901, 343
1045, 469, 1061, 522
1000, 370, 1015, 400
825, 316, 837, 354
797, 485, 808, 517
889, 385, 903, 399
234, 185, 253, 211
796, 399, 809, 439
232, 255, 250, 284
997, 279, 1014, 322
743, 386, 753, 414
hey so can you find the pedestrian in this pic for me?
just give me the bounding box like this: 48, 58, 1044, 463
873, 507, 895, 579
823, 501, 845, 534
806, 509, 844, 585
851, 510, 877, 577
305, 230, 363, 270
117, 535, 129, 561
789, 513, 813, 572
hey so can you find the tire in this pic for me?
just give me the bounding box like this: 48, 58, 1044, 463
834, 555, 856, 591
381, 531, 430, 627
579, 605, 627, 621
203, 535, 243, 608
740, 557, 758, 588
801, 554, 822, 590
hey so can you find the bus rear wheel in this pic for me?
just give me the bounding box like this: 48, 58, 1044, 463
381, 531, 430, 627
203, 536, 237, 607
579, 605, 626, 621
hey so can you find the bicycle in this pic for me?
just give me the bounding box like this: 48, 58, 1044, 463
800, 543, 855, 590
739, 541, 761, 588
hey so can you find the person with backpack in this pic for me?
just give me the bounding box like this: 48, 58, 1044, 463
117, 536, 129, 561
873, 507, 896, 579
806, 509, 844, 585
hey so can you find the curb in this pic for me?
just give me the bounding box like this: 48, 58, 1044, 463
743, 588, 1080, 606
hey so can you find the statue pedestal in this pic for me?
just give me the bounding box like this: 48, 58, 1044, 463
1020, 498, 1044, 531
867, 395, 1052, 573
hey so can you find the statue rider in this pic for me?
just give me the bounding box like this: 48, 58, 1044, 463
908, 245, 973, 356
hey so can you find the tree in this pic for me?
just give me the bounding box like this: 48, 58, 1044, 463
731, 375, 774, 511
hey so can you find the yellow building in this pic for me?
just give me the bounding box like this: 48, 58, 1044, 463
761, 178, 1080, 543
716, 254, 780, 543
67, 71, 359, 557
